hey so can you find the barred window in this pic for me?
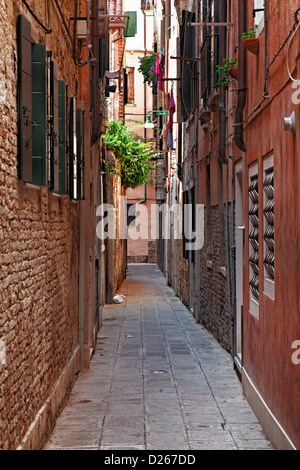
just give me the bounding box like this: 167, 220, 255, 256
263, 156, 274, 298
248, 165, 259, 316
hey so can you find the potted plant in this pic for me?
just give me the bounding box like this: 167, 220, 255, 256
216, 57, 238, 86
138, 53, 157, 85
242, 26, 259, 55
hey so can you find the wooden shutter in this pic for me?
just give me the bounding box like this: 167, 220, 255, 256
50, 61, 59, 192
69, 97, 77, 199
181, 11, 196, 119
99, 38, 108, 78
31, 43, 47, 186
17, 15, 32, 182
124, 12, 137, 37
76, 108, 84, 200
58, 81, 66, 194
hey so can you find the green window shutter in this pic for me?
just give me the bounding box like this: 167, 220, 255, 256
17, 15, 32, 182
69, 97, 77, 199
58, 81, 66, 194
31, 43, 47, 186
99, 38, 108, 78
50, 61, 59, 192
76, 108, 84, 200
124, 12, 137, 37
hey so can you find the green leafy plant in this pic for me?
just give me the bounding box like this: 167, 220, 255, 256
138, 54, 157, 85
103, 120, 157, 190
241, 26, 258, 40
216, 57, 238, 86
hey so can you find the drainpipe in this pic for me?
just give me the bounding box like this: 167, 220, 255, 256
219, 0, 228, 164
194, 112, 200, 323
141, 9, 148, 207
235, 0, 247, 151
264, 0, 268, 96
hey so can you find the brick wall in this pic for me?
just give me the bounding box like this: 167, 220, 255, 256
198, 205, 231, 353
168, 205, 232, 353
0, 0, 83, 449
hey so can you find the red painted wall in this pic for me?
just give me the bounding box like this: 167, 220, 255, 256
242, 0, 300, 448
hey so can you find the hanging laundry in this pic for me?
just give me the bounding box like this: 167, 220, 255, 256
167, 129, 174, 149
159, 55, 165, 91
168, 90, 176, 133
167, 90, 176, 149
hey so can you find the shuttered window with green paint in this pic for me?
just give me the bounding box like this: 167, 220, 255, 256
17, 15, 32, 182
69, 97, 77, 200
31, 43, 47, 186
99, 38, 109, 78
50, 61, 59, 192
124, 12, 137, 37
76, 108, 85, 200
58, 81, 66, 194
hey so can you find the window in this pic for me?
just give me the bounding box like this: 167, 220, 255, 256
48, 57, 59, 192
180, 10, 198, 119
124, 12, 137, 37
58, 81, 66, 194
254, 0, 265, 35
248, 164, 259, 316
263, 156, 274, 298
31, 43, 47, 186
17, 15, 33, 182
126, 67, 135, 105
17, 15, 83, 199
200, 0, 220, 106
76, 108, 85, 200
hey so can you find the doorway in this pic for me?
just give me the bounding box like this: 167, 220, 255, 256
234, 161, 244, 372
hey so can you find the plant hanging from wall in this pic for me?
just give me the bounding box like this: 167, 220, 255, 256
138, 53, 157, 85
216, 57, 238, 86
103, 120, 157, 190
242, 26, 259, 55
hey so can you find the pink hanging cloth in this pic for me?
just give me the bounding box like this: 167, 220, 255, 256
168, 90, 176, 133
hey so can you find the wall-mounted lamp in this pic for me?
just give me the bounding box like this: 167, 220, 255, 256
144, 110, 170, 128
283, 111, 296, 135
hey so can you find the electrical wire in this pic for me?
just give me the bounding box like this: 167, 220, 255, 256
286, 12, 300, 82
21, 0, 52, 33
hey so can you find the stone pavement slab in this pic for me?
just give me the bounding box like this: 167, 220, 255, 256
44, 264, 273, 451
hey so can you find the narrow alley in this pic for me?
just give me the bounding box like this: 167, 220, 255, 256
44, 264, 272, 451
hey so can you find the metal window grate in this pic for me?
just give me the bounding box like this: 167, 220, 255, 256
249, 175, 259, 300
263, 169, 274, 280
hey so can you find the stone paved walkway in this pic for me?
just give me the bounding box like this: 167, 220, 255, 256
44, 264, 273, 451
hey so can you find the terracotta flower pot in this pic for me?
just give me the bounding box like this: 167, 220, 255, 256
229, 68, 238, 80
242, 38, 259, 55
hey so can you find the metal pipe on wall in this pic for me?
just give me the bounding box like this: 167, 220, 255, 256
235, 0, 247, 151
218, 0, 228, 165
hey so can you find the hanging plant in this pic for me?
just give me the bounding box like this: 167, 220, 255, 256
216, 57, 238, 86
242, 26, 259, 55
138, 53, 157, 85
103, 120, 157, 190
